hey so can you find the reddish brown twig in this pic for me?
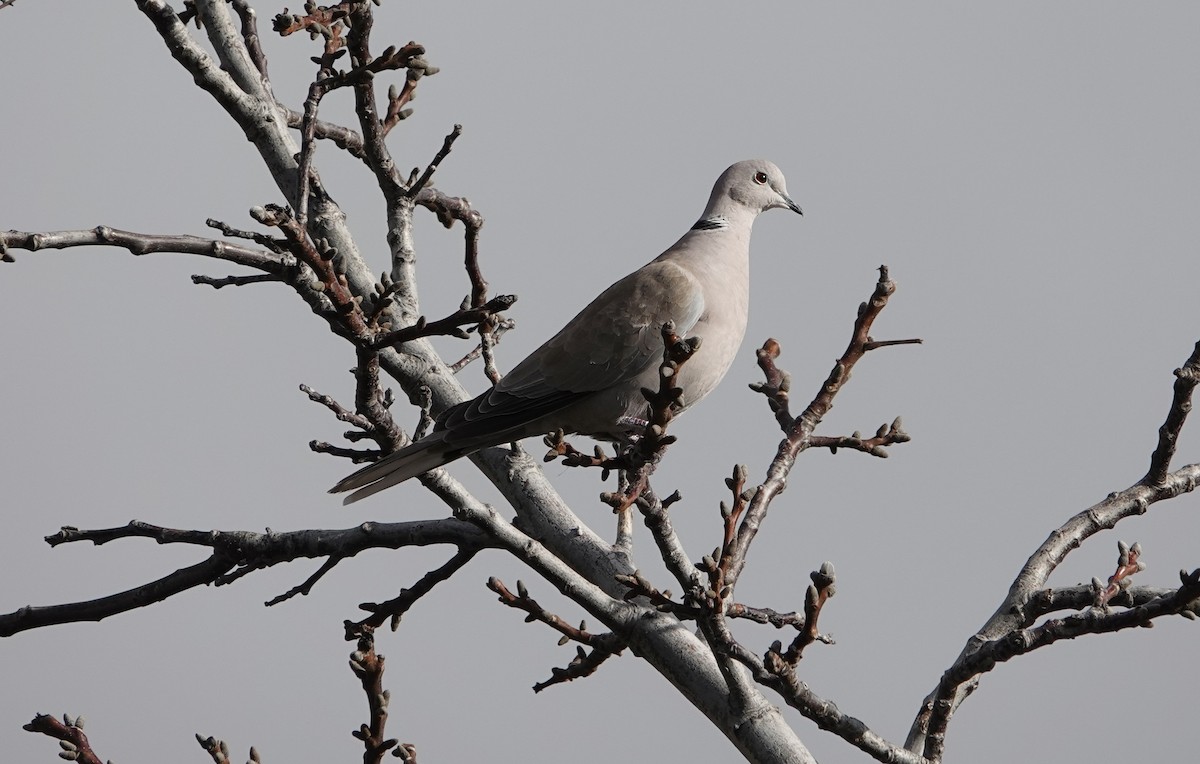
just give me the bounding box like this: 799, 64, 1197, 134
353, 347, 405, 449
532, 646, 617, 693
367, 294, 517, 350
543, 431, 622, 472
23, 714, 104, 764
686, 465, 757, 644
728, 266, 916, 588
249, 203, 368, 332
614, 569, 682, 611
346, 624, 411, 764
769, 563, 837, 664
718, 465, 751, 580
1093, 541, 1145, 607
808, 417, 910, 457
750, 338, 793, 429
271, 3, 353, 39
487, 577, 616, 649
488, 578, 625, 692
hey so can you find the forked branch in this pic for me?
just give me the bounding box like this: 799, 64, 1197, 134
910, 340, 1200, 761
729, 265, 918, 587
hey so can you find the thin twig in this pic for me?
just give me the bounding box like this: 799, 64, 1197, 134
367, 294, 516, 350
448, 318, 513, 373
1143, 340, 1200, 486
206, 217, 287, 252
354, 548, 477, 632
487, 578, 626, 692
301, 383, 375, 431
310, 440, 382, 462
265, 556, 345, 606
774, 563, 836, 664
192, 272, 283, 288
807, 417, 909, 458
407, 124, 462, 197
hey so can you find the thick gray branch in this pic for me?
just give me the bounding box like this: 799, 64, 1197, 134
907, 461, 1200, 758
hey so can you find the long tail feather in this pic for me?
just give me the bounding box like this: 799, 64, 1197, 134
329, 433, 454, 504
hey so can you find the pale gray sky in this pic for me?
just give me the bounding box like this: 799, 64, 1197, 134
3, 3, 1199, 763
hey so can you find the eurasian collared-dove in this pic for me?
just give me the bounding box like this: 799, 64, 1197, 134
332, 159, 802, 503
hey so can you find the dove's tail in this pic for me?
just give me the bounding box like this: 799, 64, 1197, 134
329, 432, 461, 505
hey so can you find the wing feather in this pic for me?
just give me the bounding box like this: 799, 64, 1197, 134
440, 260, 705, 442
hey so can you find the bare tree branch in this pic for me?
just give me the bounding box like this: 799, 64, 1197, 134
729, 265, 917, 587
907, 339, 1200, 760
0, 553, 236, 637
230, 0, 269, 80
914, 465, 1200, 760
921, 564, 1200, 762
10, 4, 1198, 764
0, 227, 287, 272
1144, 340, 1200, 485
0, 519, 492, 637
737, 647, 929, 764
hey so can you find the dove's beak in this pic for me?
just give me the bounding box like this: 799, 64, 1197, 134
778, 194, 803, 216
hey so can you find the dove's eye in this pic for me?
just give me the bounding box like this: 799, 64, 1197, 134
753, 171, 768, 184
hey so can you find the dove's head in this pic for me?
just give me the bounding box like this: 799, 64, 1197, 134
707, 159, 803, 220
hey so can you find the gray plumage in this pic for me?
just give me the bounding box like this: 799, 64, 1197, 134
332, 159, 802, 503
